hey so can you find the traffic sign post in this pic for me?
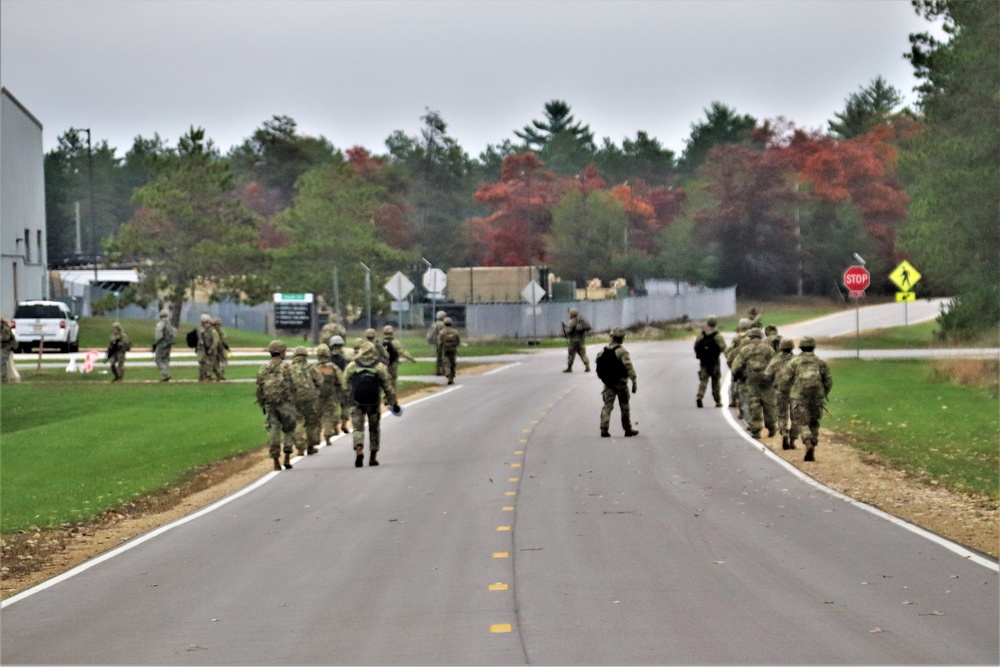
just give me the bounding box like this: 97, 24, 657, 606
385, 271, 415, 328
422, 267, 447, 327
522, 280, 545, 344
843, 265, 870, 359
889, 260, 921, 347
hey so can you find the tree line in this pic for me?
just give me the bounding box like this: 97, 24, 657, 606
43, 0, 997, 336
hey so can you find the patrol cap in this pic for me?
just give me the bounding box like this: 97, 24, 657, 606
779, 338, 794, 351
329, 335, 345, 347
799, 336, 816, 350
706, 316, 717, 327
364, 328, 377, 340
293, 346, 309, 357
267, 340, 287, 355
443, 317, 453, 326
383, 325, 394, 336
748, 327, 763, 339
610, 327, 626, 341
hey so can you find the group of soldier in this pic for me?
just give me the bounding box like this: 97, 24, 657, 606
255, 321, 422, 471
425, 310, 462, 384
694, 310, 833, 462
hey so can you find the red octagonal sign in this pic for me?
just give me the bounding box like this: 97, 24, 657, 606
843, 265, 871, 296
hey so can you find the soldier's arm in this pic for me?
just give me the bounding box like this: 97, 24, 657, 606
379, 367, 398, 406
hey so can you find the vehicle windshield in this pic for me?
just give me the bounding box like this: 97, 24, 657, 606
14, 305, 67, 319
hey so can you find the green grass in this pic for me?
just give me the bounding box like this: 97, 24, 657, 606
824, 358, 999, 497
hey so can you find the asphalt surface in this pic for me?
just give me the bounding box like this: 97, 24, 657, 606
2, 301, 997, 665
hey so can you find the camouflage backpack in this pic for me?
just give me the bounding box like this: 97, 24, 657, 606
439, 328, 460, 352
793, 358, 825, 397
288, 363, 319, 403
315, 363, 340, 400
259, 364, 288, 406
745, 343, 772, 378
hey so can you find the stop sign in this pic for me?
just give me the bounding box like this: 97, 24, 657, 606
843, 265, 871, 295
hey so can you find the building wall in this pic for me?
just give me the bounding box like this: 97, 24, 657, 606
0, 88, 48, 317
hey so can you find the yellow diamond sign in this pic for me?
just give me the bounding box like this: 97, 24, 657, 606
889, 260, 921, 291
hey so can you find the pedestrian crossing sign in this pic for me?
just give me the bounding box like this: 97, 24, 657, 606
889, 260, 921, 291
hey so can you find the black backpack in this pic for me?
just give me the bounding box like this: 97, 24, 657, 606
595, 346, 627, 385
186, 329, 199, 348
694, 331, 721, 362
349, 364, 381, 406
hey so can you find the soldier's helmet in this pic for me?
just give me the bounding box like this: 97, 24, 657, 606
329, 335, 345, 347
748, 327, 763, 339
293, 346, 309, 358
267, 340, 287, 355
610, 327, 626, 341
200, 314, 212, 323
443, 317, 454, 326
112, 322, 122, 332
764, 324, 778, 335
160, 309, 169, 318
779, 338, 794, 351
383, 325, 394, 337
799, 336, 816, 350
738, 318, 751, 331
316, 343, 331, 359
437, 310, 446, 319
569, 308, 579, 316
706, 316, 717, 327
364, 328, 377, 340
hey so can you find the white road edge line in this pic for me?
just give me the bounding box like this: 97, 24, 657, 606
484, 362, 520, 376
720, 373, 998, 572
1, 384, 465, 608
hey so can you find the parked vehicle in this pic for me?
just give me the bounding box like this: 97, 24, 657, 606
10, 300, 80, 353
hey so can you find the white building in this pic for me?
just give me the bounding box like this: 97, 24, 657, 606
1, 87, 48, 318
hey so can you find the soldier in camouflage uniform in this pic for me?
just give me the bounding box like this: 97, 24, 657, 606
382, 325, 416, 391
782, 336, 833, 462
196, 314, 218, 382
1, 317, 15, 384
694, 316, 726, 408
328, 335, 352, 434
153, 309, 176, 382
725, 318, 752, 419
256, 340, 296, 470
731, 327, 776, 439
320, 314, 347, 347
288, 346, 324, 456
106, 322, 131, 383
438, 317, 461, 385
764, 324, 782, 353
427, 310, 447, 376
764, 338, 797, 449
212, 317, 229, 381
598, 327, 639, 437
344, 341, 399, 467
562, 307, 592, 373
313, 343, 345, 444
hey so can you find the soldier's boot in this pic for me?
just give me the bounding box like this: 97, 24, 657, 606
584, 363, 591, 372
369, 452, 379, 466
767, 429, 776, 438
782, 434, 791, 450
715, 401, 724, 408
696, 397, 704, 408
600, 429, 611, 438
342, 420, 351, 434
283, 452, 293, 470
447, 377, 455, 385
563, 366, 572, 373
272, 456, 282, 471
751, 431, 761, 439
804, 439, 816, 462
788, 436, 797, 450
624, 428, 640, 437
307, 445, 318, 455
355, 446, 364, 468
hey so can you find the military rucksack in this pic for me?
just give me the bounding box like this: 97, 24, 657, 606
288, 363, 319, 403
694, 331, 721, 362
794, 358, 825, 397
259, 364, 288, 406
186, 329, 199, 348
315, 363, 340, 400
595, 346, 627, 385
440, 328, 460, 352
349, 362, 381, 406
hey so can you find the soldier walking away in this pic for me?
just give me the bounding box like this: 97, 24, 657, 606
312, 344, 345, 445
344, 341, 399, 467
288, 346, 324, 456
106, 322, 132, 382
256, 340, 296, 470
364, 327, 390, 365
438, 317, 461, 385
328, 335, 352, 434
427, 310, 447, 376
764, 338, 796, 449
320, 314, 347, 346
1, 317, 15, 384
783, 336, 833, 462
731, 327, 777, 439
596, 327, 639, 437
694, 317, 726, 408
562, 307, 592, 372
212, 317, 230, 381
382, 325, 416, 391
196, 314, 218, 382
153, 309, 176, 382
725, 318, 752, 419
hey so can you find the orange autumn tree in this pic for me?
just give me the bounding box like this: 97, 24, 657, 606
469, 153, 558, 266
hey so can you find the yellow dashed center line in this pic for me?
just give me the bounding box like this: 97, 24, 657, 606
497, 525, 511, 531
490, 624, 512, 633
502, 506, 514, 511
510, 462, 521, 468
488, 583, 509, 591
508, 477, 518, 482
505, 491, 516, 496
493, 552, 509, 558
514, 450, 523, 455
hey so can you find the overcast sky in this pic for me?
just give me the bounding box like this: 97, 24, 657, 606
1, 0, 943, 159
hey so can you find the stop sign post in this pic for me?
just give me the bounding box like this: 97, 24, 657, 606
843, 265, 870, 297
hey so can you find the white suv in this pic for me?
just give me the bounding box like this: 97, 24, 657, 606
11, 300, 81, 353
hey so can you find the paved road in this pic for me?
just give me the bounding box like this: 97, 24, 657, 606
2, 301, 997, 665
